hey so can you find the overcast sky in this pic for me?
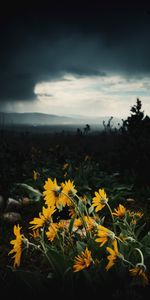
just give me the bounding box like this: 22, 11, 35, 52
1, 0, 150, 117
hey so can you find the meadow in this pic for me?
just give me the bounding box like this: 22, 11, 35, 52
0, 99, 150, 299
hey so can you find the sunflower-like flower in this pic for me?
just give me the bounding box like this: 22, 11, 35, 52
92, 188, 108, 212
58, 219, 70, 229
74, 218, 83, 228
62, 180, 77, 197
129, 265, 149, 286
58, 219, 81, 233
30, 229, 40, 239
68, 205, 76, 218
46, 223, 58, 242
73, 247, 93, 272
84, 216, 97, 231
106, 239, 121, 271
129, 211, 144, 219
112, 204, 126, 218
61, 180, 77, 206
95, 225, 116, 247
43, 178, 65, 208
8, 224, 24, 268
29, 205, 56, 230
80, 195, 87, 203
128, 210, 144, 225
67, 216, 96, 232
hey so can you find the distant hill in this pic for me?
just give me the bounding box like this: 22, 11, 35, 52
0, 112, 122, 127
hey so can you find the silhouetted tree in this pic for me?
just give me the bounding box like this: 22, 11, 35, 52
83, 124, 91, 135
119, 98, 150, 186
121, 98, 144, 135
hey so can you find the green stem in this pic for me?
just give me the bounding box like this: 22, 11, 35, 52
40, 240, 58, 275
122, 257, 135, 268
135, 248, 144, 265
24, 240, 41, 251
62, 191, 90, 238
75, 194, 93, 238
106, 202, 116, 234
25, 238, 57, 274
123, 219, 136, 238
75, 194, 90, 217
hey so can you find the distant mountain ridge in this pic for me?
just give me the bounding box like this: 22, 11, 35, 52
0, 112, 122, 126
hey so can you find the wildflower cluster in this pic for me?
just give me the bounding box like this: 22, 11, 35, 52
8, 178, 150, 289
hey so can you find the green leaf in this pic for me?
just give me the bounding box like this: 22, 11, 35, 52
141, 231, 150, 247
78, 199, 85, 213
88, 205, 94, 214
135, 223, 146, 239
68, 217, 76, 234
76, 241, 86, 253
16, 183, 42, 202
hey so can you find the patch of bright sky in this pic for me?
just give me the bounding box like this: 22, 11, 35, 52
12, 73, 150, 117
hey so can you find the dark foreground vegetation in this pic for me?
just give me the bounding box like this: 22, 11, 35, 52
0, 99, 150, 299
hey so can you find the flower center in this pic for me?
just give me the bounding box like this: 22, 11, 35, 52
108, 231, 115, 240
100, 198, 107, 204
54, 187, 62, 197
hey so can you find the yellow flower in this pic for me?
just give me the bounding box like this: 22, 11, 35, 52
29, 205, 56, 230
73, 218, 82, 227
30, 229, 40, 239
92, 188, 108, 212
58, 219, 70, 229
112, 204, 126, 218
61, 180, 77, 206
80, 195, 87, 203
58, 219, 81, 233
95, 225, 115, 247
84, 216, 97, 231
68, 206, 76, 218
46, 223, 58, 242
129, 266, 149, 286
62, 180, 77, 197
106, 239, 119, 271
128, 210, 144, 225
8, 224, 24, 268
65, 216, 96, 232
128, 210, 144, 218
73, 247, 93, 272
134, 211, 144, 218
43, 178, 65, 208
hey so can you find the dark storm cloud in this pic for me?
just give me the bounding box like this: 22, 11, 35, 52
0, 0, 150, 107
